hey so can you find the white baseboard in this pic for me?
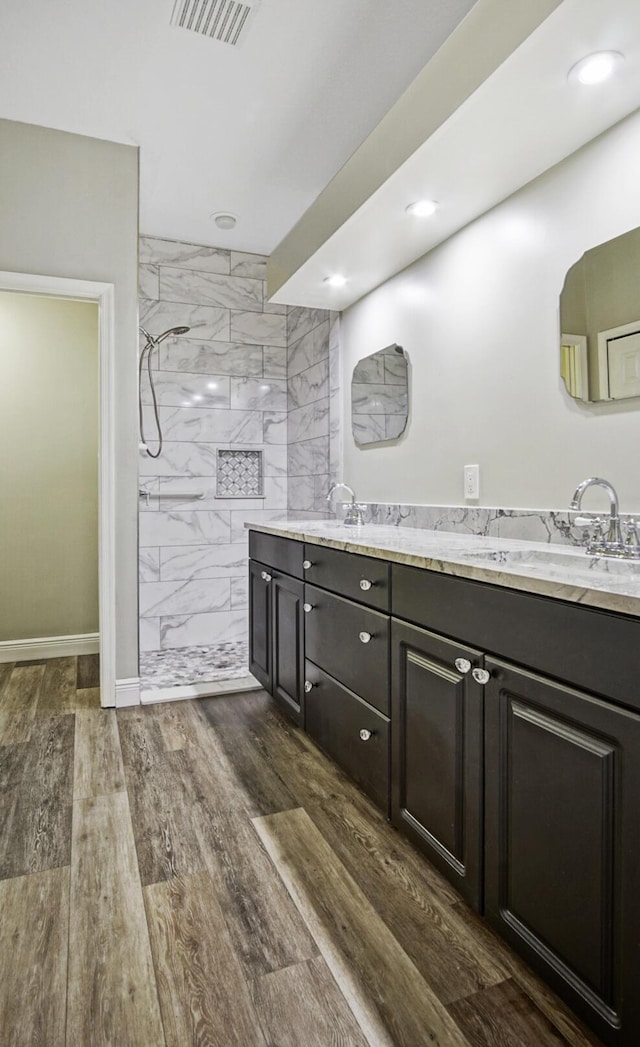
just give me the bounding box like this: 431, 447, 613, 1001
0, 632, 100, 663
140, 674, 261, 705
115, 677, 141, 708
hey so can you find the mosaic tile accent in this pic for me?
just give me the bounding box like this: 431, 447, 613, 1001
216, 448, 263, 497
140, 641, 248, 690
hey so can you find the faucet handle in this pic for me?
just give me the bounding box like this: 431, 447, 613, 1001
343, 502, 366, 527
585, 518, 606, 555
625, 519, 640, 548
573, 515, 603, 528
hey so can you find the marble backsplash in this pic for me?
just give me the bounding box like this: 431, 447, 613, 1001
360, 502, 631, 546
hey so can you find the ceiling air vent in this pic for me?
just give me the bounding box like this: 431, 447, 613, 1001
170, 0, 260, 47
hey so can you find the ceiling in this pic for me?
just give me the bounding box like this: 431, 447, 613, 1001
270, 0, 640, 309
0, 0, 479, 254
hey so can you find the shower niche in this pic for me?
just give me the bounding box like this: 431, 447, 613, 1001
216, 448, 264, 498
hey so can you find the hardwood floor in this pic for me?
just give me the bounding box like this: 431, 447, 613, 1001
0, 655, 603, 1046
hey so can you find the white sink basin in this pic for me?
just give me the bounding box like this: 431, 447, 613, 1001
460, 547, 640, 577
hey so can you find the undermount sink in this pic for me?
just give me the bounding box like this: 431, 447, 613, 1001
459, 546, 640, 576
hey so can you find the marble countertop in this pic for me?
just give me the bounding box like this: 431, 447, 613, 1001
246, 519, 640, 618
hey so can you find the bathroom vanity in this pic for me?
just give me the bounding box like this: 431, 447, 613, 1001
247, 521, 640, 1046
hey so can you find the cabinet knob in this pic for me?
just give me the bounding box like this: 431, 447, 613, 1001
359, 729, 372, 741
261, 571, 272, 582
454, 657, 472, 674
472, 667, 491, 685
359, 579, 373, 591
358, 631, 372, 644
302, 559, 312, 570
304, 680, 313, 693
303, 603, 313, 613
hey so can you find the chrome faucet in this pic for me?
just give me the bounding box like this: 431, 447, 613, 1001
570, 477, 627, 556
326, 482, 365, 526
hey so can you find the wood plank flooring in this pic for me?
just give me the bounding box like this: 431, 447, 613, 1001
0, 655, 603, 1046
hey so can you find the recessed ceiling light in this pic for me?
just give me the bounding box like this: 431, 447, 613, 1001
210, 211, 238, 230
323, 274, 347, 288
406, 199, 439, 218
192, 394, 203, 402
207, 381, 218, 390
569, 51, 624, 85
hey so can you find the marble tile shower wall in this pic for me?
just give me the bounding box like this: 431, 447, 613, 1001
287, 308, 341, 515
138, 237, 290, 659
138, 236, 341, 668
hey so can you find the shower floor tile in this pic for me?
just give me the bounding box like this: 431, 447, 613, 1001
140, 641, 248, 690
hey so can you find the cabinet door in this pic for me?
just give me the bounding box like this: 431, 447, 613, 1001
391, 620, 484, 910
248, 559, 272, 691
485, 659, 640, 1044
271, 571, 304, 725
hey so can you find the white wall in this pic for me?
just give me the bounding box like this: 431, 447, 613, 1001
0, 119, 139, 678
0, 292, 98, 641
341, 107, 640, 513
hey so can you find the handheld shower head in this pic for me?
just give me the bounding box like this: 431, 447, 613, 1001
156, 325, 190, 343
139, 325, 191, 347
138, 323, 190, 458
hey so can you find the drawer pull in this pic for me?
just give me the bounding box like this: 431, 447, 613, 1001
304, 680, 314, 693
302, 559, 312, 570
359, 729, 373, 742
472, 667, 491, 685
303, 603, 313, 613
359, 579, 373, 591
359, 631, 372, 644
260, 571, 272, 582
454, 657, 471, 674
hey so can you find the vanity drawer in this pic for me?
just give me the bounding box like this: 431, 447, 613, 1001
302, 543, 390, 610
249, 531, 303, 579
304, 585, 389, 713
392, 563, 640, 708
305, 661, 389, 811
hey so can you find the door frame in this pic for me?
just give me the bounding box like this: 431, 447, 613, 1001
0, 270, 116, 707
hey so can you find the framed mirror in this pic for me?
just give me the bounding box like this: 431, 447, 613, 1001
560, 226, 640, 403
351, 343, 409, 446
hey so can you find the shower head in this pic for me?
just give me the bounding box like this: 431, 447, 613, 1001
158, 325, 190, 342
139, 325, 191, 347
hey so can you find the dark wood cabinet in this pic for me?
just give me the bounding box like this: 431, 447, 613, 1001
249, 528, 640, 1044
248, 557, 304, 725
391, 620, 484, 910
484, 659, 640, 1044
248, 559, 272, 691
271, 571, 305, 722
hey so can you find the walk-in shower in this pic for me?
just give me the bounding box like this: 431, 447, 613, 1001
138, 325, 190, 458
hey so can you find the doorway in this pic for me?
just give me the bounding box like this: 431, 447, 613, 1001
0, 272, 116, 706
